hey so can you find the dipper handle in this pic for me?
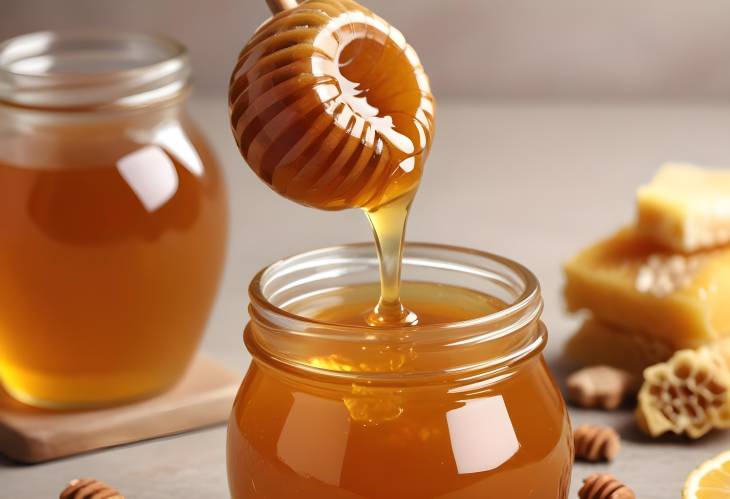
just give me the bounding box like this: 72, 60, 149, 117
266, 0, 298, 14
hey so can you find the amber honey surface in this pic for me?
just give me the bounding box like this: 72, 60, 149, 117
228, 283, 572, 499
0, 114, 227, 406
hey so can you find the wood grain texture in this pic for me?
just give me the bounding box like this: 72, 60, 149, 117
0, 356, 238, 463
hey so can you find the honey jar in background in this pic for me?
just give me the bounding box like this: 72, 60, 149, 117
227, 244, 573, 498
0, 31, 228, 407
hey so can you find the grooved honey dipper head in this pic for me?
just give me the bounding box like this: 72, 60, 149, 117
60, 478, 124, 499
229, 0, 435, 210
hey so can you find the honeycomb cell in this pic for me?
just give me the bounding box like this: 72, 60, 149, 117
636, 348, 730, 438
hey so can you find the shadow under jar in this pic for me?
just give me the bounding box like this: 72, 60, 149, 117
0, 31, 228, 407
228, 243, 573, 499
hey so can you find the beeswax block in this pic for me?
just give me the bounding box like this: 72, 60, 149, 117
564, 228, 730, 348
638, 163, 730, 252
564, 318, 673, 374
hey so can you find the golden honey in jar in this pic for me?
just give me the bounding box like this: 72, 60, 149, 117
0, 32, 228, 407
227, 244, 573, 498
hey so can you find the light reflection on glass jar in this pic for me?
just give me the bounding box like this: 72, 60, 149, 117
0, 31, 228, 408
227, 244, 573, 498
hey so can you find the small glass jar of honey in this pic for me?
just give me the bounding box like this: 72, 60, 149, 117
0, 31, 228, 407
228, 243, 573, 498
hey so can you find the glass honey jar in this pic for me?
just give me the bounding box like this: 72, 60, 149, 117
0, 31, 228, 407
228, 243, 573, 498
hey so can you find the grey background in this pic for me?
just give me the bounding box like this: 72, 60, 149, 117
4, 0, 730, 101
3, 2, 730, 498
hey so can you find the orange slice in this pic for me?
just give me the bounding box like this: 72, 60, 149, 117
683, 450, 730, 498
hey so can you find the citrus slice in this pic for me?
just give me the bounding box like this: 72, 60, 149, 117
683, 450, 730, 498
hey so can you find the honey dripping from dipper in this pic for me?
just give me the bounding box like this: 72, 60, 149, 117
227, 5, 575, 497
229, 0, 435, 325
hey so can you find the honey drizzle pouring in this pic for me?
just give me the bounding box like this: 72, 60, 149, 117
230, 0, 435, 326
365, 191, 418, 325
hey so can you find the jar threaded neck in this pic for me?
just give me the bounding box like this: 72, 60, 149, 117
247, 243, 545, 383
0, 30, 190, 110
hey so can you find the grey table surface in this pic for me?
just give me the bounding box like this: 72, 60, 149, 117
3, 97, 730, 498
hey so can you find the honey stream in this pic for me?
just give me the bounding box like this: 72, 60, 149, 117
365, 191, 418, 325
229, 0, 435, 327
227, 4, 574, 498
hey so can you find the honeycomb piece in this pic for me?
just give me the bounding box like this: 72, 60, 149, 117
564, 318, 673, 374
638, 163, 730, 252
636, 347, 730, 438
564, 227, 730, 347
229, 0, 435, 211
635, 253, 705, 297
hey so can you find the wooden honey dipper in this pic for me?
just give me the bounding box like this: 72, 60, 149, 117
230, 0, 435, 211
266, 0, 298, 12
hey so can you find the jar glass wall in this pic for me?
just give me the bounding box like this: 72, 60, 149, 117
0, 31, 228, 407
228, 243, 572, 498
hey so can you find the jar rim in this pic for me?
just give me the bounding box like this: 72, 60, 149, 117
247, 242, 545, 381
0, 30, 190, 110
249, 242, 542, 338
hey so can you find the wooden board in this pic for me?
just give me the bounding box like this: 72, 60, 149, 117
0, 356, 239, 464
